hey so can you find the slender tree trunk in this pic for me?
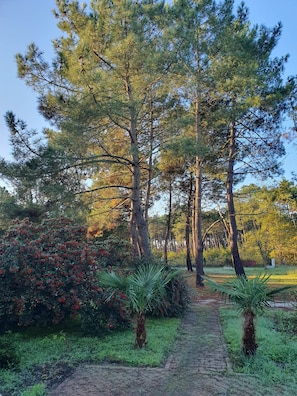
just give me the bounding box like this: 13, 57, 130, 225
130, 202, 140, 258
242, 310, 257, 356
186, 173, 193, 271
226, 123, 245, 277
192, 195, 196, 255
126, 75, 152, 259
194, 97, 204, 286
164, 179, 172, 265
131, 144, 152, 258
135, 312, 147, 348
144, 95, 154, 222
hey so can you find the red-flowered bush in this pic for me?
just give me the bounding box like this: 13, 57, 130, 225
80, 289, 131, 336
0, 218, 105, 329
92, 235, 135, 269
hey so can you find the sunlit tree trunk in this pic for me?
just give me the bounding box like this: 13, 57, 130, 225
164, 179, 173, 265
194, 96, 204, 286
144, 95, 154, 223
226, 123, 245, 277
186, 173, 193, 272
127, 76, 151, 259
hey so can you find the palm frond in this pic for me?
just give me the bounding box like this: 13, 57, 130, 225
206, 274, 296, 315
98, 264, 181, 314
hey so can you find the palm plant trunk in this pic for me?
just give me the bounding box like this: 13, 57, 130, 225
135, 312, 147, 348
242, 310, 257, 356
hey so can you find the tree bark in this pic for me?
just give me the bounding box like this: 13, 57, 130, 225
130, 201, 140, 258
186, 173, 193, 272
227, 124, 246, 277
144, 95, 154, 223
242, 310, 257, 356
194, 97, 204, 287
135, 312, 147, 348
131, 147, 152, 258
126, 75, 152, 259
164, 179, 173, 265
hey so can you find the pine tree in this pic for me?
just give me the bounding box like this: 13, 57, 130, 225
15, 0, 172, 257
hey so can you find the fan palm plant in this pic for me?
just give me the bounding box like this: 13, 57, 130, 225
98, 264, 180, 348
207, 274, 294, 356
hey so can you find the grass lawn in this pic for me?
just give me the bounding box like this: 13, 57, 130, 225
204, 265, 297, 290
205, 264, 297, 278
0, 316, 180, 396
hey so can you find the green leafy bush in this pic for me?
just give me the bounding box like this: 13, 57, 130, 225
204, 247, 231, 267
166, 251, 188, 266
150, 272, 190, 317
0, 337, 20, 368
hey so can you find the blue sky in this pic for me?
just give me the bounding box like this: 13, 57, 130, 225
0, 0, 296, 180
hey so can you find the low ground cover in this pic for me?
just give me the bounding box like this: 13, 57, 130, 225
0, 316, 179, 396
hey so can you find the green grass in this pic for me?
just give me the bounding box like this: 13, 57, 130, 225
220, 307, 297, 392
203, 266, 297, 292
0, 317, 180, 396
205, 265, 297, 276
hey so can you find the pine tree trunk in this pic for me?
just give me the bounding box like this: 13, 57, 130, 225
227, 124, 246, 277
127, 75, 152, 259
130, 203, 140, 257
242, 310, 258, 356
186, 173, 193, 272
194, 97, 204, 287
131, 157, 152, 259
144, 95, 154, 223
135, 312, 147, 348
164, 179, 172, 265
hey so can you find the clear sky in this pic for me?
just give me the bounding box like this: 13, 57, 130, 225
0, 0, 296, 181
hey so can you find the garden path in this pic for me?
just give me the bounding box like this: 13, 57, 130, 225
48, 284, 292, 396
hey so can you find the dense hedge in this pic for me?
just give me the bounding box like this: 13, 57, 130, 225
0, 218, 130, 331
150, 271, 190, 318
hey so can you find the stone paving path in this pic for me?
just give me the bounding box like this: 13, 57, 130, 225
48, 294, 293, 396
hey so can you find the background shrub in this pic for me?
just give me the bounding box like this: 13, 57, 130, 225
204, 247, 232, 267
150, 271, 190, 317
80, 290, 131, 336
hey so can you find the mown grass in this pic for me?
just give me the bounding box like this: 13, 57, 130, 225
204, 266, 297, 296
0, 316, 180, 396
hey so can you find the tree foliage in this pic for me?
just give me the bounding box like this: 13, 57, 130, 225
236, 181, 297, 265
0, 0, 294, 274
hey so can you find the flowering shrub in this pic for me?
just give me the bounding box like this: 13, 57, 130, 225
80, 290, 131, 335
0, 218, 104, 329
92, 235, 135, 268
